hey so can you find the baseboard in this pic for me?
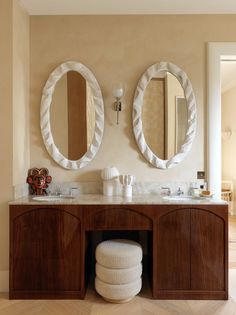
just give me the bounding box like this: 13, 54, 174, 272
0, 271, 9, 292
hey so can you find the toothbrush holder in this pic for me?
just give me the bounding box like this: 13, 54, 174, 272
123, 185, 133, 197
119, 175, 135, 197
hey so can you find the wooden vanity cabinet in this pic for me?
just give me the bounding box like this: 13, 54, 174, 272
10, 205, 85, 299
153, 205, 228, 299
10, 203, 228, 300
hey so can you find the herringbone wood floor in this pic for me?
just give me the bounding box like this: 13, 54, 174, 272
1, 217, 236, 315
229, 216, 236, 269
0, 284, 236, 315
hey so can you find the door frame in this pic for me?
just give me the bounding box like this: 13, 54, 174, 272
207, 42, 236, 197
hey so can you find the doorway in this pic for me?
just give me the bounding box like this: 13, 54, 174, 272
221, 59, 236, 215
208, 42, 236, 299
207, 42, 236, 198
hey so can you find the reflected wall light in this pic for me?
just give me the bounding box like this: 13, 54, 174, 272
112, 83, 124, 124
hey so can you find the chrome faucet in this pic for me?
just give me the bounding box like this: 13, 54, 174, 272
177, 187, 184, 196
70, 187, 79, 197
161, 187, 171, 196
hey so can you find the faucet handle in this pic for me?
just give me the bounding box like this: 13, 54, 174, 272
177, 187, 184, 195
161, 187, 171, 196
70, 187, 79, 197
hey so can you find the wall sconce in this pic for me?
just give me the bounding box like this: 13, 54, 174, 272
112, 83, 124, 124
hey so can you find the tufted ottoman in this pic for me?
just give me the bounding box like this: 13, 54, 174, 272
95, 239, 143, 303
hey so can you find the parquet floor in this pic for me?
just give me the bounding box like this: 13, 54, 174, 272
1, 285, 236, 315
0, 284, 236, 315
0, 217, 236, 315
229, 216, 236, 269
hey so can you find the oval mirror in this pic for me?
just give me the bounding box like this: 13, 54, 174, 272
40, 61, 104, 170
133, 62, 197, 169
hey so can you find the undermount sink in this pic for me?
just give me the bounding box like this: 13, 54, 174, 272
32, 195, 75, 202
162, 195, 193, 201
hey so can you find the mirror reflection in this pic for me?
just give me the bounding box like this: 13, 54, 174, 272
142, 71, 187, 160
50, 70, 95, 161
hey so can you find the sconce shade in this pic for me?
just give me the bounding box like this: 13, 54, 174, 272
112, 83, 124, 98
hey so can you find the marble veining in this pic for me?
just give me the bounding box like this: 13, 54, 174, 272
9, 193, 226, 206
14, 180, 206, 199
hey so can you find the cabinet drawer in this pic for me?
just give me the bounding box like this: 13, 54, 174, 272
86, 207, 152, 230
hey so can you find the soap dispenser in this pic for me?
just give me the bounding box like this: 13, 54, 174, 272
189, 182, 199, 197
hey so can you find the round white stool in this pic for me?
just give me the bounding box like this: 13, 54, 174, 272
95, 277, 142, 303
95, 239, 142, 269
95, 239, 143, 303
96, 262, 142, 284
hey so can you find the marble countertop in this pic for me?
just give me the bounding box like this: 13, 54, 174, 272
9, 194, 228, 205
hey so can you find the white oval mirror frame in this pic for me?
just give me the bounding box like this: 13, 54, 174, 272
40, 61, 104, 170
133, 61, 197, 169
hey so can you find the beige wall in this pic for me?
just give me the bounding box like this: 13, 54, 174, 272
30, 15, 207, 182
13, 0, 30, 185
0, 0, 29, 290
30, 15, 236, 182
222, 85, 236, 200
0, 0, 13, 285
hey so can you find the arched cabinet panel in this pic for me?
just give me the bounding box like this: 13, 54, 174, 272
155, 209, 191, 290
191, 209, 225, 291
10, 207, 83, 299
153, 206, 228, 299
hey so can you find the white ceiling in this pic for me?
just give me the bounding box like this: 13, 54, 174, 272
221, 61, 236, 93
20, 0, 236, 15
